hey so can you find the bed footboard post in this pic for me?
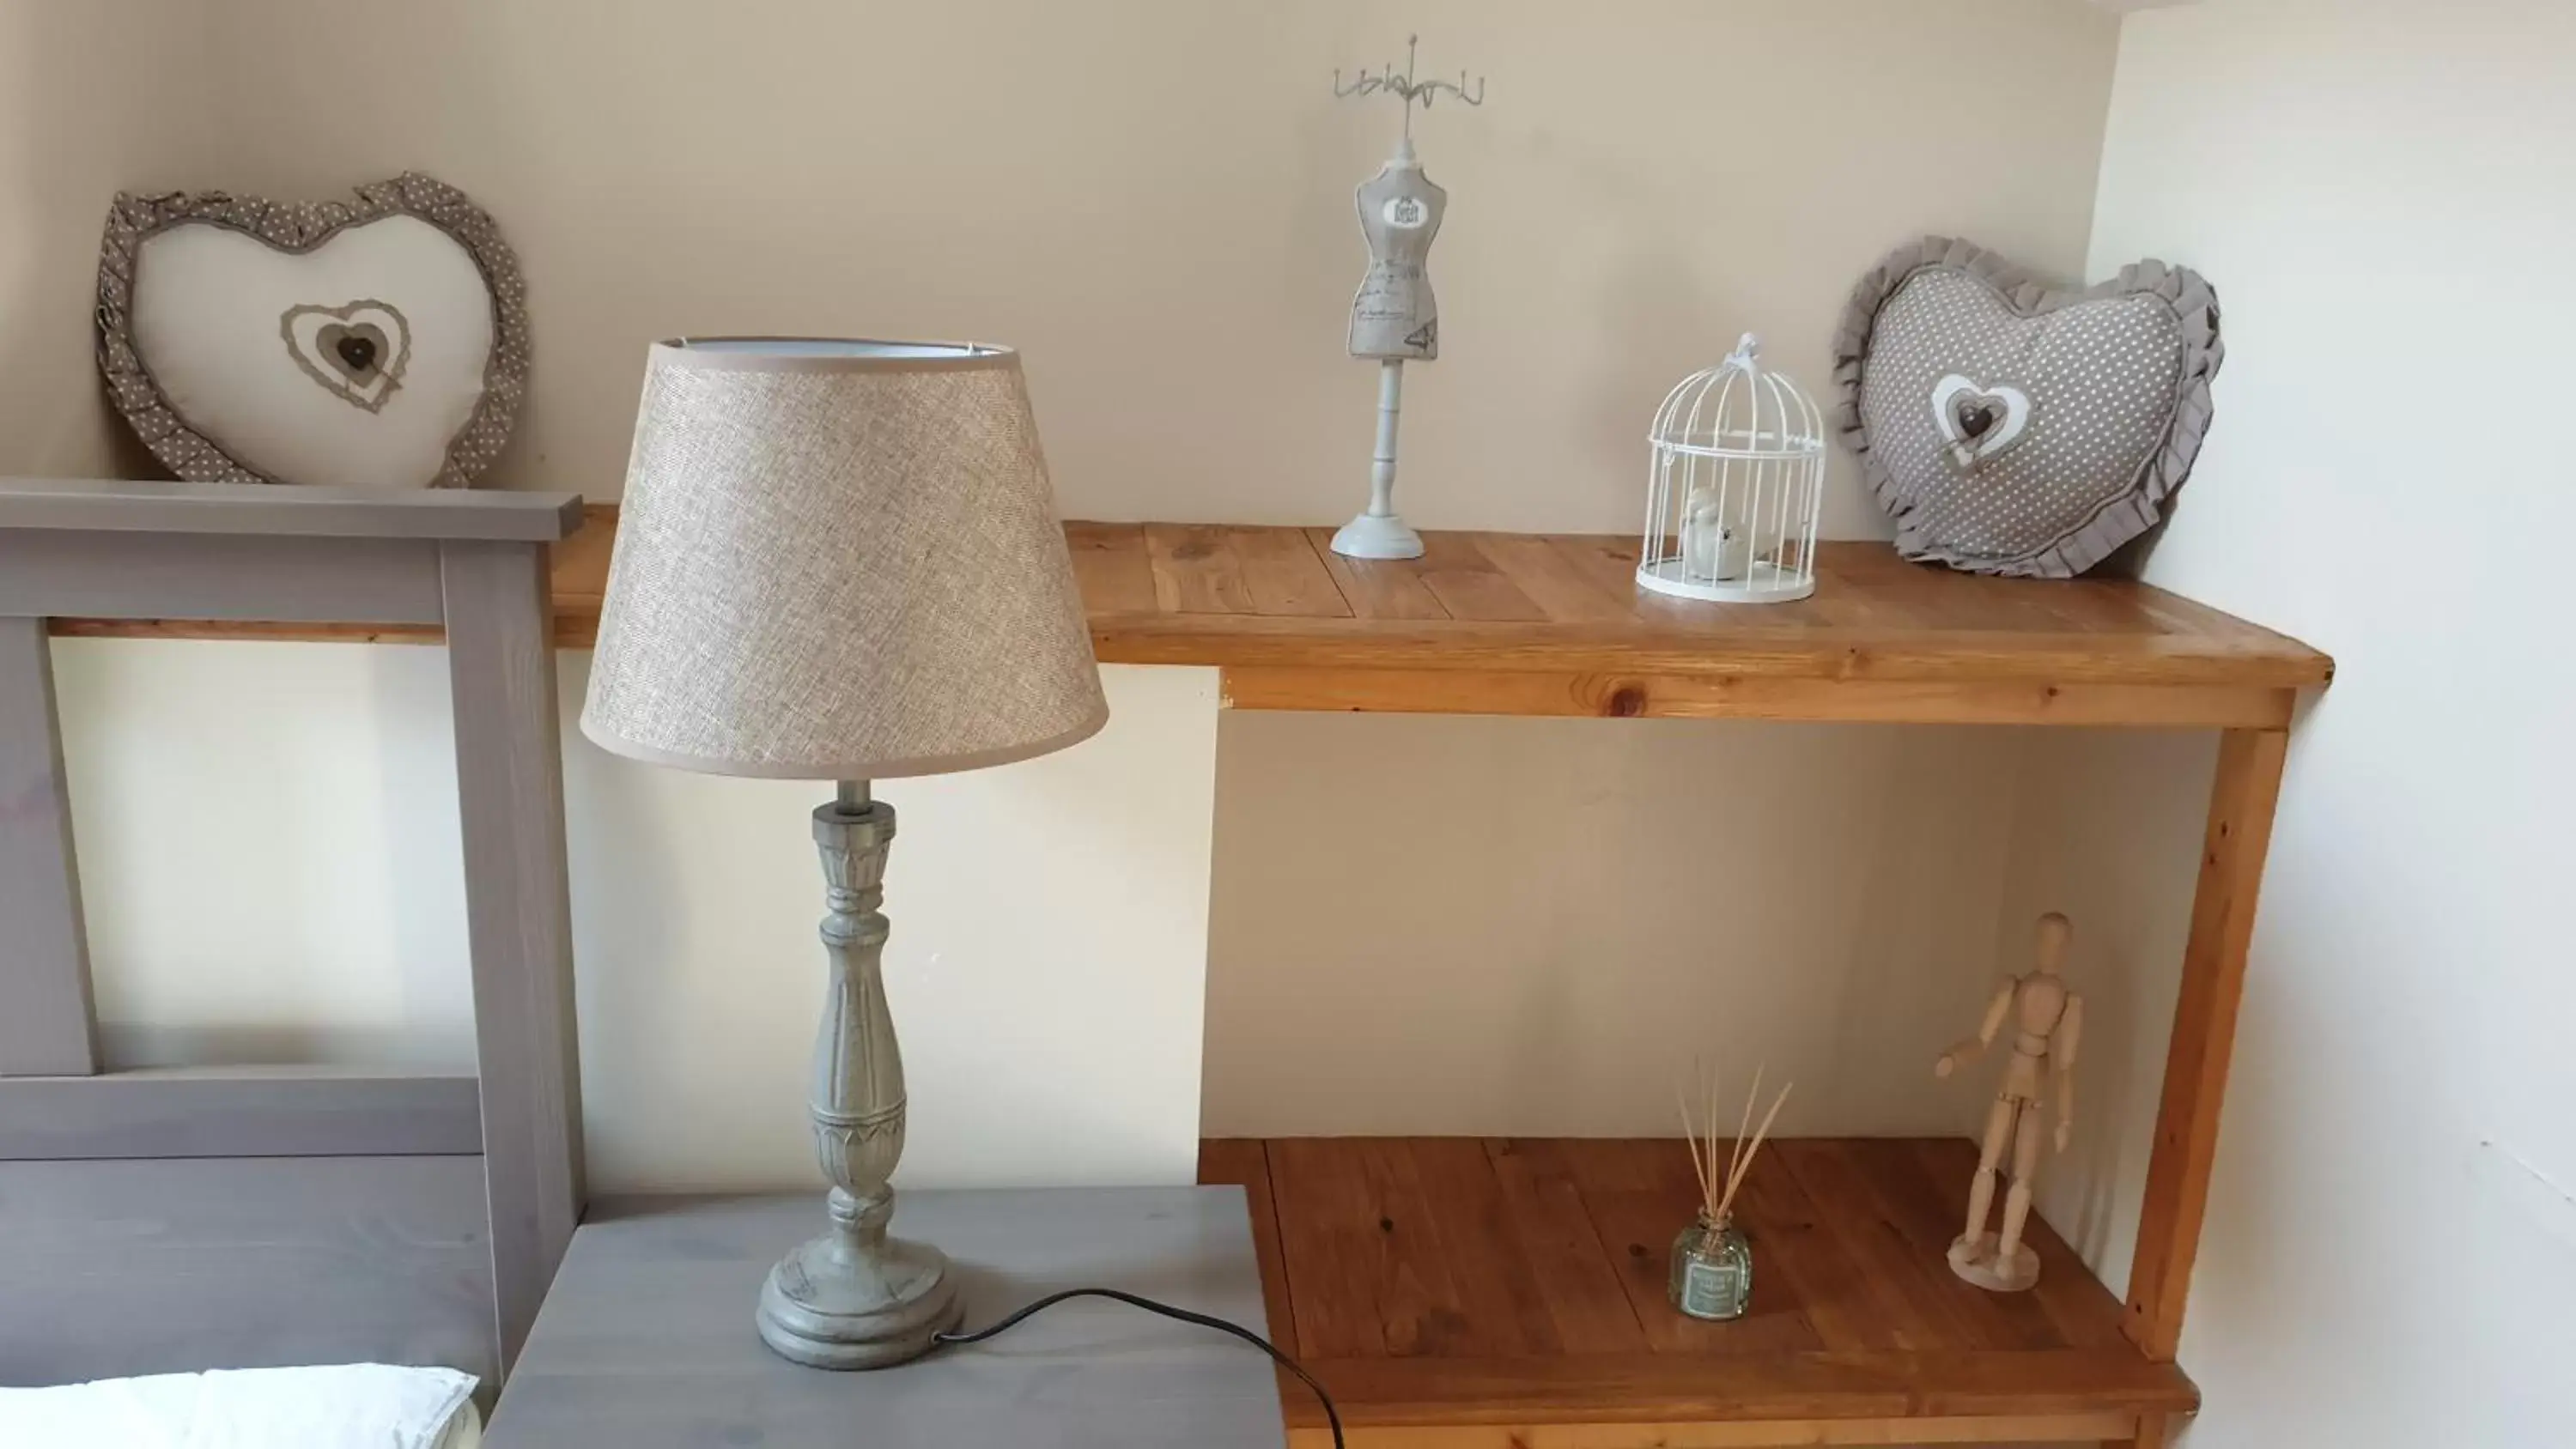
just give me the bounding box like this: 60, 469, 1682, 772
443, 538, 586, 1374
0, 614, 99, 1078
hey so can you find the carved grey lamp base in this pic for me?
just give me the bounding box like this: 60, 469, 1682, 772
754, 781, 963, 1371
756, 1189, 963, 1368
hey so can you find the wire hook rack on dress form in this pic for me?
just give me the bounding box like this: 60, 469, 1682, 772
1333, 34, 1485, 140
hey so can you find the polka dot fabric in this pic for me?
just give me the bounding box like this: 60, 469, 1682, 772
97, 172, 528, 490
1830, 237, 2224, 579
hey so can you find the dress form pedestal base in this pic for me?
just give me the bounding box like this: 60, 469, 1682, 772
1333, 512, 1425, 560
755, 1192, 963, 1369
1947, 1231, 2040, 1293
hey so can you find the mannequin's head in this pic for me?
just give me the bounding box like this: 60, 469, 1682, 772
2033, 912, 2073, 975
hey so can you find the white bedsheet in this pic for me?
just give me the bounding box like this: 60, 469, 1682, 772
0, 1363, 477, 1449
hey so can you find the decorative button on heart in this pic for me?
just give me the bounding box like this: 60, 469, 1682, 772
282, 300, 413, 412
1929, 373, 2031, 472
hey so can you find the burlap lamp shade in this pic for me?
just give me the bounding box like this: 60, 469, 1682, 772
576, 337, 1109, 1372
581, 337, 1108, 779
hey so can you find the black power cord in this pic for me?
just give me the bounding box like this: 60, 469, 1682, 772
933, 1288, 1346, 1449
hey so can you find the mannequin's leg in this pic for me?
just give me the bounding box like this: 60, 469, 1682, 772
1996, 1100, 2046, 1265
1961, 1096, 2014, 1248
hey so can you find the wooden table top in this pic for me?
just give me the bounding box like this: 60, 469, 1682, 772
54, 504, 2330, 727
485, 1187, 1284, 1449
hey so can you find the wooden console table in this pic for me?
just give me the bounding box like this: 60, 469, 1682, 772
46, 502, 2331, 1448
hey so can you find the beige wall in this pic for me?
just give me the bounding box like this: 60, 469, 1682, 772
0, 0, 216, 473
2021, 1, 2575, 1441
4, 1, 2133, 1189
203, 0, 2118, 533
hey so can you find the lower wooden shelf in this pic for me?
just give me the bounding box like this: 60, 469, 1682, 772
1200, 1137, 2196, 1448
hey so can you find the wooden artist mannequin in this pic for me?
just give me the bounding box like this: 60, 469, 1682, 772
1935, 912, 2083, 1291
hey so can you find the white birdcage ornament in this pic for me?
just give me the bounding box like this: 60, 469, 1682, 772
1639, 335, 1826, 603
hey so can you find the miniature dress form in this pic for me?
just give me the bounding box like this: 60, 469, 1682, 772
1348, 139, 1447, 361
1327, 35, 1480, 561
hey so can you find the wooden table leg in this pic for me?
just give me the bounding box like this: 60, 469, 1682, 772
2123, 727, 2289, 1361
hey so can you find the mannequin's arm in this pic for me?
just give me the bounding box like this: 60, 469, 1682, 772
2051, 996, 2084, 1151
1935, 979, 2016, 1078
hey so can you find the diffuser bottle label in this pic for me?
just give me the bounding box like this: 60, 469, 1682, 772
1680, 1259, 1743, 1318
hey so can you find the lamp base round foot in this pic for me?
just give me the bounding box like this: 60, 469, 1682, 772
1332, 512, 1425, 560
756, 1230, 963, 1370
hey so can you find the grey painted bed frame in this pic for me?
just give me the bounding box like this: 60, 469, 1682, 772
0, 477, 586, 1396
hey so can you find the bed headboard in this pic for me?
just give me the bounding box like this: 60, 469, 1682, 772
0, 477, 587, 1394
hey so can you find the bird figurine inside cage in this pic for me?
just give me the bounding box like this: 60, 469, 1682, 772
1639, 335, 1826, 603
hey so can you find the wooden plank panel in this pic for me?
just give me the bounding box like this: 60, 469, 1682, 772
1231, 528, 1352, 618
2124, 727, 2290, 1361
442, 540, 586, 1373
1308, 528, 1449, 621
1404, 1138, 1564, 1356
1414, 534, 1548, 623
0, 616, 95, 1076
1146, 524, 1257, 614
1471, 535, 1635, 623
0, 1155, 496, 1388
1717, 1131, 1891, 1353
0, 1069, 482, 1161
1267, 1137, 1395, 1359
0, 531, 447, 624
1221, 666, 2294, 729
1352, 1139, 1487, 1357
1824, 1138, 2063, 1351
0, 476, 580, 541
1199, 1138, 1298, 1347
1769, 1140, 1965, 1353
1914, 1138, 2128, 1350
1552, 1138, 1822, 1355
1066, 521, 1159, 615
1482, 1139, 1649, 1355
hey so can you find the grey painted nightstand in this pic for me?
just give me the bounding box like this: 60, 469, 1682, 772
485, 1187, 1287, 1449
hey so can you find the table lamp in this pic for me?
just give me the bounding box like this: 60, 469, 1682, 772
580, 337, 1109, 1369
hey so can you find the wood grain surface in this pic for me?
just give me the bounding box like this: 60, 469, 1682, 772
52, 509, 2331, 729
1201, 1137, 2196, 1447
485, 1188, 1284, 1449
0, 1154, 497, 1391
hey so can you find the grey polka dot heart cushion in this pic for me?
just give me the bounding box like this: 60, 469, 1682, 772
1831, 237, 2222, 578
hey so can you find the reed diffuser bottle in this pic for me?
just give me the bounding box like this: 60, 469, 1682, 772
1671, 1067, 1792, 1322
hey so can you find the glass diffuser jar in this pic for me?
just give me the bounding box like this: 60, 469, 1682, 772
1668, 1210, 1753, 1320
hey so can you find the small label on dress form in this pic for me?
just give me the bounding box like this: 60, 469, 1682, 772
1382, 196, 1429, 227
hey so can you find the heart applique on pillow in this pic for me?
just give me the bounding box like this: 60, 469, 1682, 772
1929, 373, 2032, 470
281, 300, 412, 412
96, 173, 528, 489
1831, 236, 2223, 578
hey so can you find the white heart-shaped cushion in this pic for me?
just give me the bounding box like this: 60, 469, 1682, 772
131, 215, 495, 489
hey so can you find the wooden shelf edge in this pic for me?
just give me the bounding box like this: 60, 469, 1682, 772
42, 505, 2333, 726
1287, 1408, 2146, 1448
1218, 664, 2296, 728
1282, 1347, 2197, 1430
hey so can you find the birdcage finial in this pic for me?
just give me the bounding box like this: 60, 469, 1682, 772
1726, 333, 1762, 369
1334, 33, 1486, 142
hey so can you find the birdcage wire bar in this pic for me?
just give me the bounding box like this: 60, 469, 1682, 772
1638, 334, 1825, 604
